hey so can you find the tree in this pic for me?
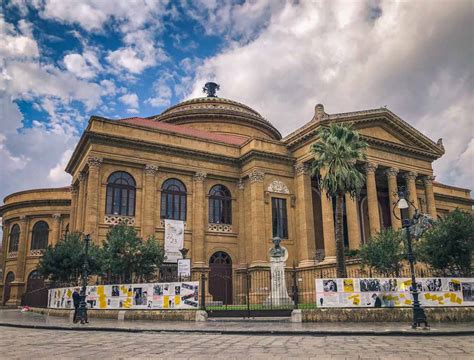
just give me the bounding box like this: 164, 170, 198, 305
416, 209, 474, 276
359, 228, 405, 277
101, 224, 165, 283
311, 123, 367, 277
38, 232, 101, 286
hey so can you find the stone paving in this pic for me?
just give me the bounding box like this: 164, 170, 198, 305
1, 309, 473, 335
1, 326, 473, 359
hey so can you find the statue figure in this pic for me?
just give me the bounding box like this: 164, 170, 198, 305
269, 236, 286, 258
202, 82, 220, 97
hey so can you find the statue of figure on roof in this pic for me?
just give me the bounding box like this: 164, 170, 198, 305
203, 82, 220, 97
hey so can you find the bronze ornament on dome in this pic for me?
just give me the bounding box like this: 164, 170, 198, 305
202, 82, 220, 97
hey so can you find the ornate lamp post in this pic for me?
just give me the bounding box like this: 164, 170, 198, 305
393, 186, 429, 329
77, 234, 91, 325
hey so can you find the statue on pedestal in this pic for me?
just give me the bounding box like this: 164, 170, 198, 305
264, 237, 294, 306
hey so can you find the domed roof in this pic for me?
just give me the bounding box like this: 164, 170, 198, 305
151, 97, 281, 140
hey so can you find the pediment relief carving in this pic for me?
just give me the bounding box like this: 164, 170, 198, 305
267, 180, 290, 194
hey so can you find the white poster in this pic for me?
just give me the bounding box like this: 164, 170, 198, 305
178, 259, 191, 277
48, 281, 199, 310
164, 219, 184, 263
315, 277, 474, 308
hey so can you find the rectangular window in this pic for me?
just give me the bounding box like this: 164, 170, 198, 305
272, 197, 288, 239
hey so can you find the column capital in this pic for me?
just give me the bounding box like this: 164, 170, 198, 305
52, 213, 61, 222
144, 164, 159, 175
294, 162, 311, 176
384, 167, 399, 178
87, 155, 103, 169
364, 162, 378, 174
237, 179, 245, 190
249, 169, 265, 183
19, 215, 27, 223
194, 171, 207, 182
403, 171, 418, 181
70, 183, 78, 194
77, 171, 87, 182
422, 175, 435, 185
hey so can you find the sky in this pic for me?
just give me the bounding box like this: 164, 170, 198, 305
0, 0, 473, 209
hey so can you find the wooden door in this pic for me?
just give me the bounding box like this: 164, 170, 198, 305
209, 252, 232, 305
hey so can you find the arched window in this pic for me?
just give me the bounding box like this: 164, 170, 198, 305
106, 171, 136, 216
209, 185, 232, 224
161, 179, 187, 220
31, 221, 49, 250
8, 224, 20, 253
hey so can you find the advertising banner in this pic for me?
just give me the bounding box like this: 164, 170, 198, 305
315, 277, 474, 308
178, 259, 191, 277
164, 219, 184, 263
48, 281, 199, 310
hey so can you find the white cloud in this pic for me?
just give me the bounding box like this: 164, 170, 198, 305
63, 51, 102, 79
146, 78, 173, 107
0, 16, 39, 59
48, 149, 73, 182
119, 93, 139, 108
187, 0, 473, 190
100, 79, 117, 96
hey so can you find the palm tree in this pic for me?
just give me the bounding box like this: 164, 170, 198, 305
311, 123, 368, 277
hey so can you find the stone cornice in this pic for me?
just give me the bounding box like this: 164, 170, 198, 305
239, 149, 294, 166
0, 199, 71, 217
434, 193, 474, 206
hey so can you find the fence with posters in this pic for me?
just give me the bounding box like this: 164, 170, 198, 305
48, 281, 199, 310
315, 278, 474, 308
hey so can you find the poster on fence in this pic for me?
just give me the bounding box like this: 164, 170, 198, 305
315, 278, 474, 308
48, 281, 199, 310
164, 219, 184, 263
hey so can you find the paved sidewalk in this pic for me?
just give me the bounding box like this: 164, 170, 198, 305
0, 309, 472, 336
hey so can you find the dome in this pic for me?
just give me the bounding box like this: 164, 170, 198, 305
151, 97, 281, 141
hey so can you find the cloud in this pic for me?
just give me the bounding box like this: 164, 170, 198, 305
146, 77, 173, 107
63, 51, 102, 79
119, 93, 139, 108
187, 0, 473, 190
0, 16, 39, 59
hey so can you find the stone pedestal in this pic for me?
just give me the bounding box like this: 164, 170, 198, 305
264, 256, 293, 306
6, 281, 25, 306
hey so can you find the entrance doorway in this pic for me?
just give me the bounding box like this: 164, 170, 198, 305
209, 251, 232, 305
3, 272, 15, 305
22, 270, 47, 307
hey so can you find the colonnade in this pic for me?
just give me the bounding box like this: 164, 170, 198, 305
293, 161, 438, 265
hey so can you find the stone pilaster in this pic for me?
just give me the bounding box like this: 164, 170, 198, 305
192, 171, 207, 267
69, 184, 78, 232
403, 171, 419, 218
51, 214, 61, 245
248, 169, 266, 266
364, 162, 381, 237
237, 179, 246, 268
294, 163, 316, 267
15, 216, 28, 282
422, 175, 437, 218
143, 164, 159, 239
84, 156, 103, 241
385, 167, 402, 230
75, 172, 87, 232
345, 193, 361, 250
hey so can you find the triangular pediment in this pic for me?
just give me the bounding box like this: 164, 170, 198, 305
356, 125, 408, 146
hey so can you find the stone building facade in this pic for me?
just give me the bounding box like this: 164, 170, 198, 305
1, 93, 472, 305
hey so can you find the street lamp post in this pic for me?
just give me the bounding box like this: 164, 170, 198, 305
77, 234, 91, 325
393, 186, 429, 329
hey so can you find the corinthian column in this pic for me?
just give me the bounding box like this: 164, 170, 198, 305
192, 171, 207, 267
75, 172, 86, 232
294, 163, 316, 266
364, 162, 381, 237
143, 164, 159, 239
84, 156, 103, 241
51, 214, 61, 245
422, 175, 437, 218
69, 184, 78, 231
248, 169, 266, 266
385, 167, 402, 230
345, 193, 361, 250
403, 171, 419, 218
237, 179, 246, 267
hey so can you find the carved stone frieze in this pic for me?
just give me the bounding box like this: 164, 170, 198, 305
249, 169, 265, 183
267, 180, 290, 194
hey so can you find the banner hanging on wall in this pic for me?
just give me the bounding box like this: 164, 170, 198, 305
48, 281, 199, 310
315, 277, 474, 308
164, 219, 184, 263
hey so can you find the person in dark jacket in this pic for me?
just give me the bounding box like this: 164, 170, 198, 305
72, 288, 81, 323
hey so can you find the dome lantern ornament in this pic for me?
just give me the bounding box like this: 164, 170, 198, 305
202, 82, 220, 97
